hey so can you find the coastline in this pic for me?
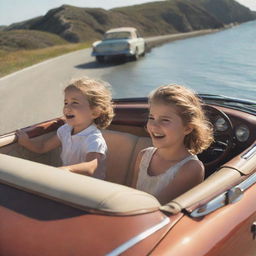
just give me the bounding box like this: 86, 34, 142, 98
0, 23, 236, 79
144, 26, 233, 50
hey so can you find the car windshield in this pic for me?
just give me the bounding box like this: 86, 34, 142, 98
200, 94, 256, 114
104, 31, 131, 40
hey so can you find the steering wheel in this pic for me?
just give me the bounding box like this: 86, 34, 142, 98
198, 105, 234, 169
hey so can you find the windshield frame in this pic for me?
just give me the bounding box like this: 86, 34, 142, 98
113, 95, 256, 115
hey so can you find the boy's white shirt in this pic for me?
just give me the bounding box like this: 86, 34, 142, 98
57, 123, 107, 167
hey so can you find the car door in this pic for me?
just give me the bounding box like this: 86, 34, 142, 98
150, 180, 256, 256
135, 31, 145, 54
205, 180, 256, 256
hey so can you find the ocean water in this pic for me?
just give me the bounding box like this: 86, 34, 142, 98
103, 20, 256, 101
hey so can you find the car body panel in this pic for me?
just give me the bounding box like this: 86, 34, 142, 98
92, 38, 144, 56
151, 182, 256, 256
0, 181, 183, 256
0, 96, 256, 255
91, 27, 145, 61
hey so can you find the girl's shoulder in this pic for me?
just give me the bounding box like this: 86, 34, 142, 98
139, 147, 155, 157
176, 157, 205, 182
136, 147, 155, 163
180, 155, 203, 170
136, 147, 156, 169
141, 146, 155, 153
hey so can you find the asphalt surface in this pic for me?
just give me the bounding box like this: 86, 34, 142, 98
0, 29, 218, 135
0, 48, 121, 134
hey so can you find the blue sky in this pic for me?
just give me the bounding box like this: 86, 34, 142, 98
0, 0, 255, 26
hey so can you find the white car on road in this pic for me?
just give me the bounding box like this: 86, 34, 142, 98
91, 27, 146, 62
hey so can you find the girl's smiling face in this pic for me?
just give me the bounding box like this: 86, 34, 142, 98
63, 88, 98, 134
147, 102, 192, 150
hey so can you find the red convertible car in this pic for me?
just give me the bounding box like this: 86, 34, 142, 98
0, 95, 256, 256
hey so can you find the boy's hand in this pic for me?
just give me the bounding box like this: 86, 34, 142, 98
58, 166, 72, 172
16, 129, 30, 146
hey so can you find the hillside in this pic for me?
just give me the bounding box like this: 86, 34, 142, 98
191, 0, 256, 23
112, 1, 224, 36
2, 0, 256, 47
0, 26, 7, 31
0, 30, 68, 51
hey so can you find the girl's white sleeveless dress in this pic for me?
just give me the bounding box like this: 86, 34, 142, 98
136, 147, 198, 197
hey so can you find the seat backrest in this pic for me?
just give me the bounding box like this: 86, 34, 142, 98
102, 130, 152, 186
102, 130, 139, 185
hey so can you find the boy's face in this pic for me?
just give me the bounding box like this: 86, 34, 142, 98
63, 88, 99, 134
147, 102, 192, 150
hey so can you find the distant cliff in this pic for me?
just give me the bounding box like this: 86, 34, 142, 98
3, 0, 256, 47
191, 0, 256, 24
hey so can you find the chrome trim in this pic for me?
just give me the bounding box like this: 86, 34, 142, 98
190, 193, 226, 218
191, 172, 256, 218
226, 187, 243, 204
237, 172, 256, 191
106, 217, 170, 256
242, 144, 256, 159
191, 187, 244, 218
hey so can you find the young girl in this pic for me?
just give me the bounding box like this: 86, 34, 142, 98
16, 76, 114, 180
134, 84, 213, 204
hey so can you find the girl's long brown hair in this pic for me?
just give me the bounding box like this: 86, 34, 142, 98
149, 84, 214, 154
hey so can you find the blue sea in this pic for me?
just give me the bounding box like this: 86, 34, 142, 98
103, 20, 256, 101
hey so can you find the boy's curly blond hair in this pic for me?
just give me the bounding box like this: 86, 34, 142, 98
65, 77, 114, 129
149, 84, 214, 154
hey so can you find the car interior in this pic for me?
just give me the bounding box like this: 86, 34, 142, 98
0, 100, 256, 213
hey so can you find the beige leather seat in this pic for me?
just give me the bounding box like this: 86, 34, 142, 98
102, 130, 152, 187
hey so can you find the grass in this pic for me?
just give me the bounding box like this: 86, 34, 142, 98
0, 42, 91, 78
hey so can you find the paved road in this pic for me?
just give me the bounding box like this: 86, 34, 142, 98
0, 30, 218, 135
0, 48, 122, 134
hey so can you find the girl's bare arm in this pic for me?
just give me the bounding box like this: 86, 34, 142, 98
159, 160, 204, 204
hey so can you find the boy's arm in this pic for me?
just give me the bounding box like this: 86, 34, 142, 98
16, 129, 61, 153
61, 152, 105, 177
